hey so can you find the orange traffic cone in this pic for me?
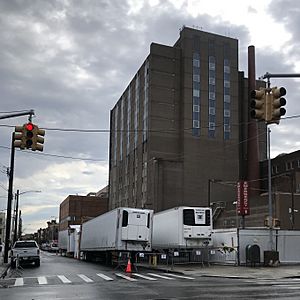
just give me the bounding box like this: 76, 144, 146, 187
125, 258, 132, 273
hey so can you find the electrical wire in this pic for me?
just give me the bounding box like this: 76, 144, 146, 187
0, 113, 299, 133
0, 145, 106, 162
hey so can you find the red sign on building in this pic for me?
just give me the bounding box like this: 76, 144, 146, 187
237, 180, 249, 216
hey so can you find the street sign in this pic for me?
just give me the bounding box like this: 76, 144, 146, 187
237, 180, 249, 216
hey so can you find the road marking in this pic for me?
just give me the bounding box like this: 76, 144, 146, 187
37, 276, 47, 285
132, 273, 157, 281
77, 274, 94, 283
164, 273, 195, 280
96, 273, 114, 281
276, 284, 300, 289
14, 278, 24, 286
115, 273, 138, 281
57, 275, 72, 284
147, 273, 175, 280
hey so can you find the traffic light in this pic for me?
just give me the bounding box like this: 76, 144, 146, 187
250, 88, 266, 121
31, 124, 45, 152
13, 125, 26, 149
25, 122, 34, 149
269, 87, 287, 124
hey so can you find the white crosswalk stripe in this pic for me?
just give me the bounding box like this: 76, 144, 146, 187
14, 278, 24, 286
276, 284, 300, 290
2, 271, 197, 288
164, 273, 195, 280
57, 275, 72, 284
132, 273, 157, 281
147, 273, 175, 280
77, 274, 94, 283
115, 273, 138, 281
37, 276, 47, 285
96, 273, 114, 281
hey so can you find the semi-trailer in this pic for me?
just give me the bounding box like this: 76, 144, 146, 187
152, 206, 213, 250
80, 207, 153, 263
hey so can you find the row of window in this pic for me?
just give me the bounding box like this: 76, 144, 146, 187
192, 52, 231, 139
192, 53, 201, 136
272, 159, 300, 174
112, 62, 149, 166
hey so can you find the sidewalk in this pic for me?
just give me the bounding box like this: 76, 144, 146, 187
140, 263, 300, 280
0, 255, 9, 278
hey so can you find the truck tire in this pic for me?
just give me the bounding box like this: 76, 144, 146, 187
35, 259, 40, 267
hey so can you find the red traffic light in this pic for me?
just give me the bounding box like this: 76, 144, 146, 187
26, 123, 34, 131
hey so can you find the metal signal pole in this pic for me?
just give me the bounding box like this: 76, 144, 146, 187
4, 133, 16, 263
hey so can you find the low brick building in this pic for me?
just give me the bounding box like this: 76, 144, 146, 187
59, 187, 109, 231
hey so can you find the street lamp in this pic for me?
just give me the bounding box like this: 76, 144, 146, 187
13, 190, 41, 243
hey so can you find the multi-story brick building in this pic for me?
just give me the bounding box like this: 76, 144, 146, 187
59, 189, 108, 231
260, 150, 300, 230
108, 26, 266, 217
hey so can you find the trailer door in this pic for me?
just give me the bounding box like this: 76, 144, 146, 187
121, 210, 149, 241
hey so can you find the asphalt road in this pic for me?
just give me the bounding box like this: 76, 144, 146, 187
1, 251, 300, 299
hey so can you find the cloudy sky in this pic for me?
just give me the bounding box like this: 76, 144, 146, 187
0, 0, 299, 234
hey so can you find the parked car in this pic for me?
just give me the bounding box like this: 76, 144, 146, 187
49, 241, 59, 252
10, 240, 40, 268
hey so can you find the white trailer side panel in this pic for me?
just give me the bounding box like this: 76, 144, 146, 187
81, 209, 118, 251
153, 208, 181, 248
58, 230, 68, 250
80, 208, 153, 252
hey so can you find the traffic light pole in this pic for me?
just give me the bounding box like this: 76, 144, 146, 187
0, 110, 34, 121
261, 73, 300, 88
267, 127, 274, 250
4, 133, 16, 263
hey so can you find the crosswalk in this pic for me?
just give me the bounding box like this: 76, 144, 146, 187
0, 271, 195, 288
245, 278, 300, 290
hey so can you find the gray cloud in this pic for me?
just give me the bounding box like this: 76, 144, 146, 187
0, 0, 265, 232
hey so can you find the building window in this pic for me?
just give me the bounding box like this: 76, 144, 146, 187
193, 120, 200, 128
193, 74, 200, 82
193, 105, 200, 112
286, 161, 293, 171
272, 165, 279, 174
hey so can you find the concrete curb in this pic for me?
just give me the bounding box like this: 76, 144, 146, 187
135, 264, 185, 275
0, 264, 10, 279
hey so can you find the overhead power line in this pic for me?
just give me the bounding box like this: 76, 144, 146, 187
0, 114, 299, 134
0, 145, 106, 162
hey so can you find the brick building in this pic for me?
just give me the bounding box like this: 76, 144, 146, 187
108, 26, 266, 221
59, 189, 108, 231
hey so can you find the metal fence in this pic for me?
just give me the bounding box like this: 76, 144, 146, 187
134, 248, 212, 269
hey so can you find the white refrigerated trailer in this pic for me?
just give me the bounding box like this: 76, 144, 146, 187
80, 207, 153, 262
152, 206, 213, 250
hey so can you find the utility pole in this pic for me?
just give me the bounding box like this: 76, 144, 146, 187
4, 133, 16, 263
13, 190, 20, 244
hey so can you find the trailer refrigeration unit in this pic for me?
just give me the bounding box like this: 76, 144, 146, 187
152, 207, 213, 250
80, 207, 153, 263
